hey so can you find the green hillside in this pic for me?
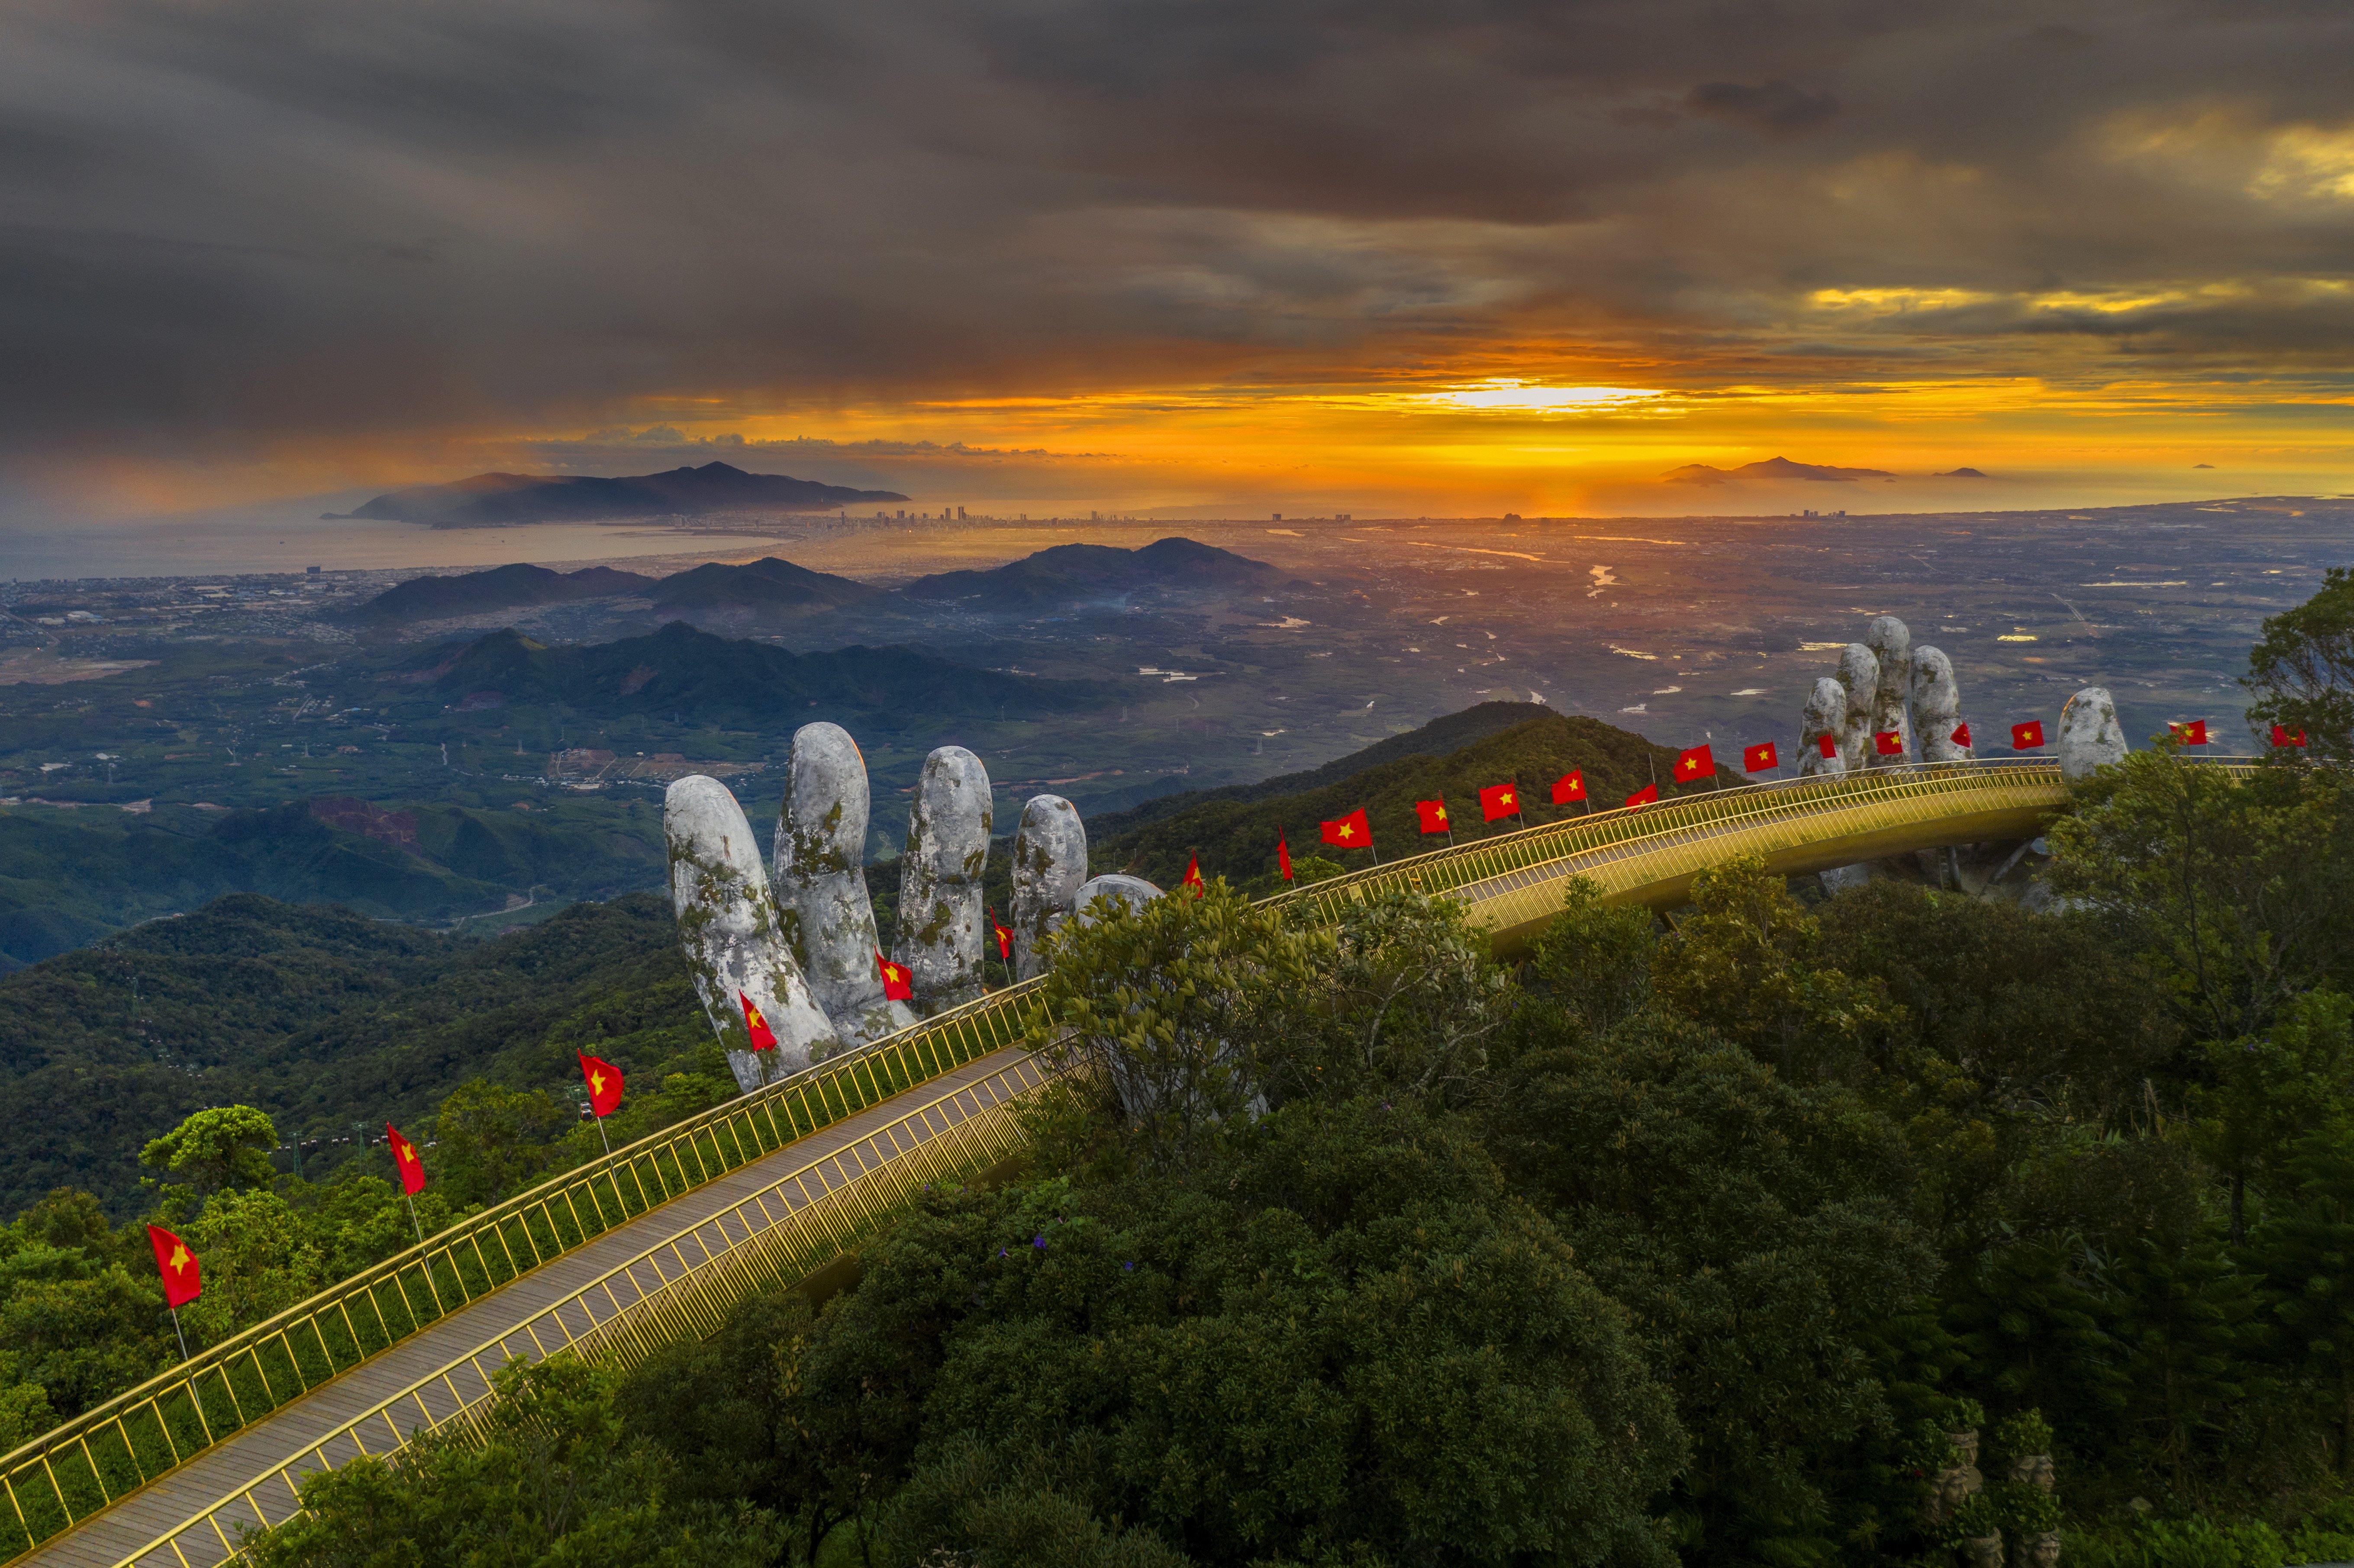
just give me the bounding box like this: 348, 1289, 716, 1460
1092, 707, 1736, 892
383, 621, 1122, 727
0, 891, 708, 1218
0, 796, 666, 969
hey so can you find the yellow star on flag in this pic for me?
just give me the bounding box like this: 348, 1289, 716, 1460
590, 1070, 606, 1095
1340, 823, 1356, 839
169, 1244, 190, 1274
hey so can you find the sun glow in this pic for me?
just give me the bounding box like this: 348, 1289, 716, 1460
1412, 380, 1667, 414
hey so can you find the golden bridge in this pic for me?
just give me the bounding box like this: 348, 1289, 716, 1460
2, 758, 2132, 1568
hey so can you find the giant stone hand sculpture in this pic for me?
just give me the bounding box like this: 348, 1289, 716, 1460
667, 727, 1157, 1090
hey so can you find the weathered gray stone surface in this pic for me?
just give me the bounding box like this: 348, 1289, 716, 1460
1819, 863, 1873, 896
664, 774, 842, 1088
1799, 677, 1848, 778
1864, 615, 1913, 765
1072, 873, 1163, 926
1010, 794, 1088, 980
1912, 645, 1972, 762
1834, 643, 1880, 772
774, 722, 916, 1044
894, 746, 994, 1012
2058, 685, 2127, 781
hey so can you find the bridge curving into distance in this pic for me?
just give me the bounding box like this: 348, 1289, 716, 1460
9, 756, 2232, 1568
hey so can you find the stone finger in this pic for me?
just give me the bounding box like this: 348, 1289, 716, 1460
1010, 794, 1087, 981
1911, 646, 1972, 761
665, 774, 842, 1088
775, 722, 916, 1042
894, 746, 993, 1012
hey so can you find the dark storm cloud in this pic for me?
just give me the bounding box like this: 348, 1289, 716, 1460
3, 0, 2353, 459
1685, 81, 1841, 136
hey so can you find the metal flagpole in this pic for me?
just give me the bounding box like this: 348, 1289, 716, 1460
169, 1306, 189, 1363
595, 1116, 613, 1159
404, 1192, 426, 1249
1514, 777, 1529, 831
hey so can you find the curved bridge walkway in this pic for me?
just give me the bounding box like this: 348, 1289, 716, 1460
10, 757, 2208, 1567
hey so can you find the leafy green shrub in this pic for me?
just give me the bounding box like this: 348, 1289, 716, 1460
2065, 1515, 2290, 1568
1996, 1408, 2057, 1460
1997, 1481, 2062, 1535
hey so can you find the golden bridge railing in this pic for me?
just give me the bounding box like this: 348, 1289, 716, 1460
109, 1054, 1050, 1568
0, 982, 1047, 1562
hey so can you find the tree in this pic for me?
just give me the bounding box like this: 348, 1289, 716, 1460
2248, 1126, 2354, 1477
1297, 888, 1515, 1107
2048, 746, 2354, 1046
139, 1105, 279, 1195
179, 1188, 326, 1348
1488, 1006, 1930, 1559
2194, 989, 2354, 1240
1651, 854, 1902, 1078
1025, 882, 1321, 1176
429, 1078, 571, 1206
2244, 565, 2354, 758
1523, 877, 1656, 1037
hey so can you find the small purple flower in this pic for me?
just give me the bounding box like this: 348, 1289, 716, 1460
1033, 1235, 1048, 1250
1123, 1261, 1135, 1272
997, 1247, 1006, 1258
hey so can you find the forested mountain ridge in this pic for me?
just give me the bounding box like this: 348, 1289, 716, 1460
387, 621, 1122, 725
0, 891, 704, 1217
0, 796, 666, 971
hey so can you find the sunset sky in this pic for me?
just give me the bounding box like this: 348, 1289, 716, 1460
5, 0, 2352, 526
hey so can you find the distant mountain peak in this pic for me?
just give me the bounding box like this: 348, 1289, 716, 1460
1936, 466, 1989, 478
340, 463, 907, 526
1662, 456, 1895, 484
899, 536, 1285, 609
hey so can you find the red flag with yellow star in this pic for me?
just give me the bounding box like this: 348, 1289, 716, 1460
1414, 798, 1451, 834
147, 1223, 202, 1308
1478, 782, 1519, 822
738, 991, 778, 1050
2012, 720, 2044, 750
1625, 783, 1658, 810
1552, 770, 1585, 805
1673, 744, 1714, 783
989, 908, 1012, 960
1321, 809, 1371, 850
1743, 741, 1777, 773
1874, 731, 1904, 756
2274, 724, 2309, 748
877, 952, 914, 1002
1277, 830, 1293, 881
1952, 723, 1972, 749
578, 1053, 623, 1118
387, 1123, 426, 1196
1181, 855, 1206, 896
2170, 719, 2210, 745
